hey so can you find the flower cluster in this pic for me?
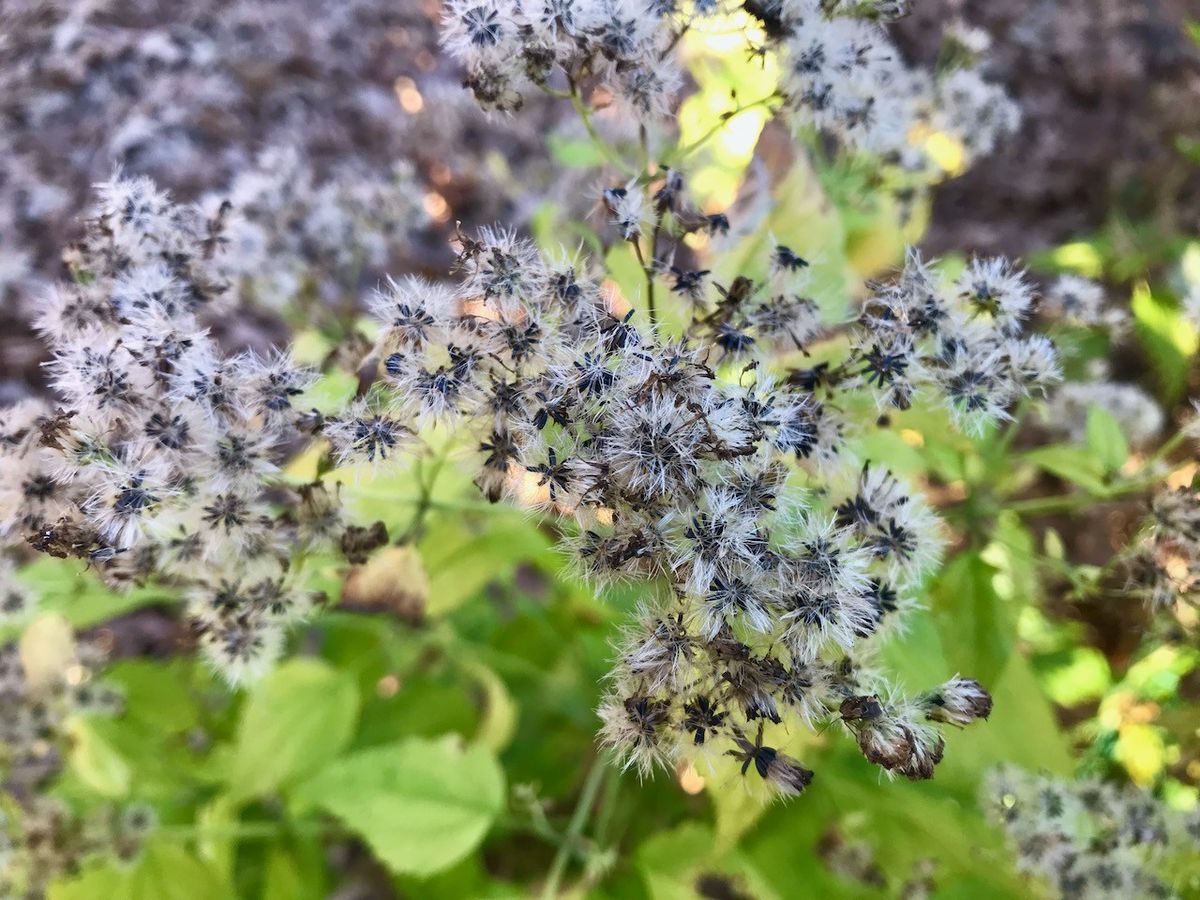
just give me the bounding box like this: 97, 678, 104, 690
985, 766, 1199, 899
346, 220, 1006, 791
0, 178, 344, 683
849, 251, 1060, 433
439, 0, 1019, 178
1045, 377, 1163, 449
0, 620, 122, 795
0, 617, 154, 897
0, 0, 540, 345
753, 1, 1019, 168
211, 147, 426, 311
0, 798, 156, 898
1041, 275, 1130, 334
1131, 485, 1200, 611
440, 0, 712, 117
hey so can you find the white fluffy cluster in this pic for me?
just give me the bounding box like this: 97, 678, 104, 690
350, 225, 995, 792
212, 147, 426, 311
440, 0, 708, 116
852, 251, 1061, 433
0, 179, 331, 683
763, 0, 1019, 166
0, 629, 121, 793
1046, 380, 1163, 449
985, 766, 1198, 899
0, 0, 437, 322
1041, 275, 1129, 333
1135, 486, 1200, 611
0, 627, 153, 897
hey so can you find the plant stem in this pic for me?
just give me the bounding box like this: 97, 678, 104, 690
994, 399, 1028, 457
567, 86, 635, 176
1145, 428, 1189, 469
344, 491, 502, 514
631, 238, 657, 326
1005, 475, 1161, 517
540, 756, 608, 900
156, 820, 334, 842
401, 442, 454, 542
668, 93, 781, 164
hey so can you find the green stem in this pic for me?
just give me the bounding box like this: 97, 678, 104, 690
567, 86, 636, 176
667, 93, 781, 164
401, 443, 455, 542
1005, 430, 1190, 519
499, 814, 590, 862
540, 756, 608, 900
343, 491, 503, 514
155, 820, 334, 842
631, 238, 658, 327
1145, 428, 1189, 469
994, 400, 1028, 457
592, 765, 620, 846
1005, 474, 1161, 517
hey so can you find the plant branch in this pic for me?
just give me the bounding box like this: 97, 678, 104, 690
668, 92, 782, 164
540, 755, 608, 900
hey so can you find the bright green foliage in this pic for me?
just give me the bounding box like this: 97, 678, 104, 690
227, 659, 360, 801
291, 737, 506, 877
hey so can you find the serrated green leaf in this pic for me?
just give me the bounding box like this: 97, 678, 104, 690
227, 658, 359, 802
290, 736, 504, 877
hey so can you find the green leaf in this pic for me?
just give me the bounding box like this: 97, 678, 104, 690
637, 823, 780, 900
1038, 647, 1112, 707
419, 514, 554, 617
291, 735, 505, 877
929, 553, 1013, 685
195, 795, 239, 883
1023, 444, 1110, 495
1131, 281, 1198, 403
7, 560, 170, 642
262, 843, 325, 900
124, 843, 235, 900
227, 658, 359, 802
466, 662, 519, 753
67, 718, 131, 798
296, 370, 358, 414
48, 861, 126, 900
262, 848, 306, 900
106, 659, 198, 735
1085, 406, 1129, 474
49, 843, 233, 900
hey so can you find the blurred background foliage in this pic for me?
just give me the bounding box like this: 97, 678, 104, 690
7, 4, 1200, 899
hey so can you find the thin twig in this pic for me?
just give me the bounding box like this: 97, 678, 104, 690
540, 756, 608, 900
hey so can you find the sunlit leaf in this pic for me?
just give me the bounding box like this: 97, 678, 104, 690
66, 718, 131, 799
290, 735, 505, 877
227, 659, 360, 801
